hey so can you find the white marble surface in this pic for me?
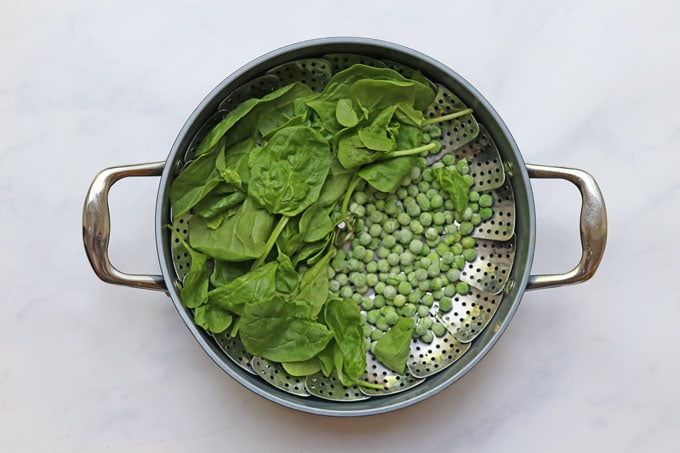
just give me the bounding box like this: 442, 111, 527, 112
2, 0, 679, 451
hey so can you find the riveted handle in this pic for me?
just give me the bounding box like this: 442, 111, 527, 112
83, 162, 167, 291
525, 164, 607, 290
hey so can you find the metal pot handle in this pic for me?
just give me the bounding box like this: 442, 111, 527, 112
83, 162, 167, 291
525, 164, 607, 290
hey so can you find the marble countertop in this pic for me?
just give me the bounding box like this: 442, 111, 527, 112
2, 0, 678, 451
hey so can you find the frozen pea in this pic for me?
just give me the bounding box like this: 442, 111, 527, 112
409, 239, 424, 255
468, 191, 480, 202
383, 219, 398, 234
407, 289, 422, 304
420, 212, 433, 227
479, 194, 493, 208
442, 154, 455, 166
375, 281, 386, 294
398, 281, 412, 295
387, 253, 400, 266
383, 285, 397, 300
369, 341, 377, 354
340, 286, 354, 298
410, 166, 422, 181
359, 232, 372, 246
369, 210, 383, 224
454, 255, 466, 269
417, 181, 430, 193
369, 223, 382, 237
400, 303, 418, 317
382, 234, 396, 248
415, 268, 429, 281
421, 294, 435, 307
432, 289, 445, 300
361, 297, 374, 310
435, 242, 449, 255
441, 251, 455, 265
376, 318, 390, 331
363, 249, 375, 263
389, 266, 402, 275
377, 259, 390, 273
400, 177, 412, 187
444, 199, 455, 210
418, 257, 432, 269
373, 295, 386, 308
471, 213, 482, 226
430, 276, 444, 291
362, 324, 372, 337
354, 191, 369, 205
375, 199, 386, 210
400, 252, 415, 267
438, 297, 453, 312
406, 203, 421, 217
407, 184, 419, 198
433, 212, 446, 225
461, 236, 475, 249
444, 284, 457, 297
420, 331, 434, 344
420, 317, 433, 329
463, 248, 477, 262
385, 311, 400, 325
366, 273, 379, 287
370, 329, 384, 341
414, 322, 428, 337
327, 267, 336, 280
367, 309, 380, 324
397, 212, 411, 226
335, 273, 349, 286
430, 194, 444, 209
365, 203, 376, 215
459, 222, 474, 236
352, 245, 366, 260
397, 228, 413, 245
425, 227, 439, 241
397, 187, 408, 200
347, 258, 361, 272
393, 244, 404, 254
352, 273, 367, 287
351, 292, 363, 303
410, 220, 424, 235
426, 188, 439, 200
417, 305, 431, 318
463, 174, 474, 186
429, 126, 442, 138
462, 207, 473, 221
422, 168, 433, 182
329, 280, 340, 293
440, 262, 450, 273
427, 263, 441, 278
432, 322, 447, 337
366, 261, 378, 273
480, 207, 493, 220
447, 268, 461, 282
451, 243, 463, 255
418, 280, 431, 292
469, 202, 479, 213
393, 294, 406, 307
456, 282, 470, 295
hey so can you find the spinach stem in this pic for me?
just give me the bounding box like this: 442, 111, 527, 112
389, 141, 437, 158
421, 108, 473, 126
340, 175, 362, 220
357, 380, 385, 390
251, 215, 290, 270
229, 317, 241, 338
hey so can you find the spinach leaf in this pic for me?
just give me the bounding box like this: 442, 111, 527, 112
433, 166, 471, 214
196, 98, 260, 154
299, 172, 352, 243
358, 156, 418, 193
281, 358, 322, 377
224, 138, 256, 184
239, 296, 333, 362
205, 306, 233, 333
169, 228, 209, 309
373, 317, 415, 374
324, 298, 366, 386
275, 252, 298, 293
210, 259, 249, 287
293, 247, 334, 318
335, 98, 359, 128
192, 187, 246, 222
248, 125, 331, 216
189, 197, 274, 261
169, 140, 225, 217
276, 216, 304, 257
208, 261, 278, 315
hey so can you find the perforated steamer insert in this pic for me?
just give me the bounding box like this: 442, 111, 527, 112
83, 38, 607, 416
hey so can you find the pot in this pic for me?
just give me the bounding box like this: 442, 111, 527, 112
83, 37, 607, 416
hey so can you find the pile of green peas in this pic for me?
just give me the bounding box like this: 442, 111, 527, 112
328, 131, 495, 352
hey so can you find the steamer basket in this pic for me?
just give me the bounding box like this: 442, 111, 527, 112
83, 37, 607, 416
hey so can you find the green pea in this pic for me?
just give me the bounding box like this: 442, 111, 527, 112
420, 212, 433, 226
397, 187, 408, 200
444, 284, 457, 297
361, 297, 374, 310
422, 168, 433, 182
400, 303, 418, 317
414, 268, 429, 282
463, 248, 477, 262
340, 286, 353, 298
432, 289, 445, 300
367, 309, 380, 324
406, 202, 421, 217
461, 236, 476, 249
370, 329, 384, 341
456, 282, 470, 295
393, 294, 406, 307
383, 219, 398, 233
365, 203, 377, 216
418, 280, 431, 292
442, 154, 455, 166
397, 212, 410, 226
463, 174, 474, 186
430, 276, 444, 291
399, 252, 414, 267
397, 281, 412, 295
407, 184, 419, 198
377, 259, 390, 273
417, 305, 431, 318
417, 181, 430, 193
335, 273, 349, 286
479, 194, 493, 208
407, 289, 422, 304
414, 322, 428, 337
454, 255, 466, 270
410, 166, 422, 181
383, 285, 397, 300
375, 199, 386, 210
421, 294, 435, 307
410, 220, 424, 236
432, 322, 447, 337
366, 273, 379, 287
459, 222, 474, 236
471, 213, 482, 226
385, 311, 400, 325
366, 261, 378, 274
352, 273, 367, 287
462, 207, 473, 221
429, 126, 442, 138
373, 295, 386, 308
354, 191, 368, 205
359, 232, 372, 246
369, 223, 382, 237
430, 194, 444, 209
433, 212, 446, 225
329, 280, 340, 293
480, 207, 493, 220
376, 318, 390, 331
447, 269, 461, 282
438, 297, 453, 312
352, 245, 366, 260
468, 191, 480, 202
425, 227, 439, 241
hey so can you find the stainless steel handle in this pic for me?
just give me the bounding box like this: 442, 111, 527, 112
83, 162, 167, 291
525, 164, 607, 290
